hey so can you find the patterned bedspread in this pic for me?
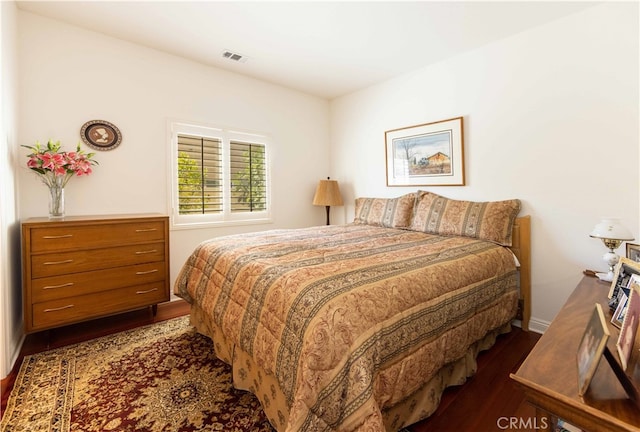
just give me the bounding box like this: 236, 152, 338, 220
175, 224, 518, 431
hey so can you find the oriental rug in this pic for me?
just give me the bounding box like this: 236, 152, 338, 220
0, 316, 273, 432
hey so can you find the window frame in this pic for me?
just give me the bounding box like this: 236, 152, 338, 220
168, 120, 272, 229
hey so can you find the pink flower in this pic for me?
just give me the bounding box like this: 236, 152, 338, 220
27, 156, 40, 168
22, 140, 98, 187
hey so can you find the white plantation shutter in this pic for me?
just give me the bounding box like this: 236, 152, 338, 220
230, 141, 267, 212
170, 121, 271, 227
177, 135, 223, 214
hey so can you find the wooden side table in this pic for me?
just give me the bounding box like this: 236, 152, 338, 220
511, 276, 640, 432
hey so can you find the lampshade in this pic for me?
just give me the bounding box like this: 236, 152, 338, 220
589, 218, 634, 241
312, 178, 343, 207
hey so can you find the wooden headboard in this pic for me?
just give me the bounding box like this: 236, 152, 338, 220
509, 215, 531, 332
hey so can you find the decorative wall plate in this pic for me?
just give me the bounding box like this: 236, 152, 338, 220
80, 120, 122, 151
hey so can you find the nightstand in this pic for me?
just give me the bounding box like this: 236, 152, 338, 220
511, 276, 640, 431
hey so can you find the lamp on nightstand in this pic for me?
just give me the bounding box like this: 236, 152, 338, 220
590, 218, 634, 282
313, 177, 343, 225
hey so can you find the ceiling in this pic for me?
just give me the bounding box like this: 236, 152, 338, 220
16, 1, 598, 100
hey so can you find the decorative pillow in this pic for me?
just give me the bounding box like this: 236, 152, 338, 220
353, 193, 416, 228
409, 191, 521, 246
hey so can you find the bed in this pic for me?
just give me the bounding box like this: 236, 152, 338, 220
175, 191, 531, 431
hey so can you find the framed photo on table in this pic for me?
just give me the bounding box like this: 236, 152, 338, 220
611, 289, 630, 328
577, 303, 610, 396
617, 280, 640, 370
608, 258, 640, 312
627, 243, 640, 263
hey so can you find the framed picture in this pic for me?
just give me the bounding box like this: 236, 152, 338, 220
617, 284, 640, 370
577, 303, 610, 396
80, 119, 122, 151
608, 258, 640, 313
385, 116, 464, 187
611, 289, 629, 328
627, 243, 640, 263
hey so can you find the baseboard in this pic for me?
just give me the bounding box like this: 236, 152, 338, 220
527, 317, 550, 335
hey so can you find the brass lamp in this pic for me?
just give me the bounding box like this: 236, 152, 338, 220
590, 218, 634, 282
313, 177, 343, 225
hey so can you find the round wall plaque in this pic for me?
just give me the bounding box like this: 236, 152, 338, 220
80, 120, 122, 151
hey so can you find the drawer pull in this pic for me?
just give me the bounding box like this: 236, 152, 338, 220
43, 259, 74, 265
136, 269, 159, 275
43, 304, 74, 312
43, 282, 74, 290
135, 249, 157, 255
135, 228, 158, 232
42, 234, 73, 239
136, 288, 158, 294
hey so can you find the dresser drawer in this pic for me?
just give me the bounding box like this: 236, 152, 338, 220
31, 282, 168, 330
30, 220, 166, 253
31, 262, 166, 302
31, 242, 165, 278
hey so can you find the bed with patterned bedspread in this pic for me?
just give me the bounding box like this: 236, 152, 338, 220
174, 191, 527, 431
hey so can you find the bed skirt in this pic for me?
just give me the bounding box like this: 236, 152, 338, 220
189, 304, 513, 431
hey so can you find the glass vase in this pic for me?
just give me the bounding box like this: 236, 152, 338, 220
48, 181, 65, 219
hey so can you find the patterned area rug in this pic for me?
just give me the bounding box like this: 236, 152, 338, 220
0, 316, 274, 432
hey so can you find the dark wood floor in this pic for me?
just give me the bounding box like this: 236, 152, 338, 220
1, 301, 541, 430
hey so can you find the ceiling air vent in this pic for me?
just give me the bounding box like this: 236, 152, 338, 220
222, 50, 247, 63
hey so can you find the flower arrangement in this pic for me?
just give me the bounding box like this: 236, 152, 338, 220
23, 139, 98, 188
23, 139, 98, 217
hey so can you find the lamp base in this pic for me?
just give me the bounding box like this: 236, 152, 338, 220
596, 271, 614, 282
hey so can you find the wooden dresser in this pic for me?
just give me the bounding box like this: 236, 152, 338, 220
511, 276, 640, 431
22, 214, 170, 333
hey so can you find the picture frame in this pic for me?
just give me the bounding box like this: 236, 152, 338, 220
611, 289, 629, 328
608, 258, 640, 313
617, 282, 640, 370
80, 119, 122, 151
577, 303, 610, 396
385, 116, 464, 187
627, 243, 640, 263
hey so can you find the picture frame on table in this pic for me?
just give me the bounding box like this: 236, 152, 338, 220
617, 278, 640, 371
627, 243, 640, 263
608, 258, 640, 312
611, 289, 630, 328
385, 116, 464, 187
577, 303, 610, 396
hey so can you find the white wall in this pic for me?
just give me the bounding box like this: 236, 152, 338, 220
1, 0, 21, 380
16, 11, 331, 290
330, 2, 639, 332
5, 10, 331, 377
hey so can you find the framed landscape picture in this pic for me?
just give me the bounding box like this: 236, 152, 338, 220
577, 303, 610, 396
385, 117, 464, 187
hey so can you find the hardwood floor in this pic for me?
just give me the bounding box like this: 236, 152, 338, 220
1, 302, 541, 430
407, 326, 541, 431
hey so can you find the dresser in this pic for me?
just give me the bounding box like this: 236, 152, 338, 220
22, 214, 170, 333
511, 276, 640, 431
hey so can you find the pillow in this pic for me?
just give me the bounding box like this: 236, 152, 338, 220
409, 191, 521, 246
353, 193, 416, 228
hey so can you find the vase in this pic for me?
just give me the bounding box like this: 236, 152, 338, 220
48, 181, 65, 218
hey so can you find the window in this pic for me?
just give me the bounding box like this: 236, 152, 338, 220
169, 121, 270, 228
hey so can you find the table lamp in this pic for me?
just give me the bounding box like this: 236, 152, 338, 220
312, 177, 343, 225
589, 218, 634, 282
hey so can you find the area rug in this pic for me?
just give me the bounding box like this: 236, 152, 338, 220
0, 316, 274, 432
